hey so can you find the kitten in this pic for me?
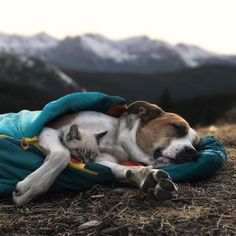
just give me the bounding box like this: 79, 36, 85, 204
61, 124, 107, 163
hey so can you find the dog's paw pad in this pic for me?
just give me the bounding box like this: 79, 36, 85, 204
126, 170, 133, 179
154, 170, 170, 180
12, 180, 35, 206
141, 172, 156, 194
159, 178, 178, 192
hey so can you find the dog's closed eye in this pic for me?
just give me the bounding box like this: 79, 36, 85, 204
170, 123, 188, 136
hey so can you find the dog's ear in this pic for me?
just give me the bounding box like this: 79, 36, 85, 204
95, 131, 108, 144
67, 124, 81, 141
127, 101, 164, 122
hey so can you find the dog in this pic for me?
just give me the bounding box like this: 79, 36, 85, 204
13, 101, 200, 206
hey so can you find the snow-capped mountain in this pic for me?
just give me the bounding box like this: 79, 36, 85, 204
175, 43, 216, 67
0, 32, 59, 56
0, 32, 235, 73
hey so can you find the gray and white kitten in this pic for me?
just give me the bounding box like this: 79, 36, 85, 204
61, 124, 107, 163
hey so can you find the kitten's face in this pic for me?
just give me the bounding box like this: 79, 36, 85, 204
62, 124, 106, 163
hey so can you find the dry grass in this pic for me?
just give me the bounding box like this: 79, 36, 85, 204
0, 124, 236, 235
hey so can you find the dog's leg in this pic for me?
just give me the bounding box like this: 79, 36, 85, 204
96, 154, 178, 200
13, 128, 70, 206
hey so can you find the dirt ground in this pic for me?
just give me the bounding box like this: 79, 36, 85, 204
0, 124, 235, 235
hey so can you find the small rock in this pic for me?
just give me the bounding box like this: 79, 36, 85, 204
78, 220, 101, 230
208, 125, 218, 133
90, 194, 105, 199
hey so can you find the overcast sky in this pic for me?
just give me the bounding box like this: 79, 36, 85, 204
0, 0, 236, 54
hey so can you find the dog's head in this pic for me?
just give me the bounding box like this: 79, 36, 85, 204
128, 101, 200, 165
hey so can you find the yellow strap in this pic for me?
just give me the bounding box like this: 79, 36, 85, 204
21, 136, 39, 143
0, 134, 17, 140
68, 162, 98, 175
21, 136, 42, 151
0, 134, 42, 151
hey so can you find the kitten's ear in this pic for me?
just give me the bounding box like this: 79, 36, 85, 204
95, 131, 108, 143
67, 124, 81, 141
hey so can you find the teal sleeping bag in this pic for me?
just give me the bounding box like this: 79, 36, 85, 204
0, 92, 227, 198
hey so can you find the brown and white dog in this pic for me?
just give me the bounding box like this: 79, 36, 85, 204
13, 101, 200, 206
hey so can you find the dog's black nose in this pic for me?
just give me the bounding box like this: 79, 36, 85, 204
175, 146, 197, 163
184, 146, 197, 156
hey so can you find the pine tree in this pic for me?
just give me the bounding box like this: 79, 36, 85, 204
159, 88, 173, 111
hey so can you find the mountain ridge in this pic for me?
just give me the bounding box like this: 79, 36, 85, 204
1, 32, 236, 73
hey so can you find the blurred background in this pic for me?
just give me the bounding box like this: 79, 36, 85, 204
0, 0, 236, 126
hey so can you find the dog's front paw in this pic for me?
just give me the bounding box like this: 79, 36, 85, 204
141, 169, 178, 201
13, 180, 31, 206
13, 179, 44, 206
